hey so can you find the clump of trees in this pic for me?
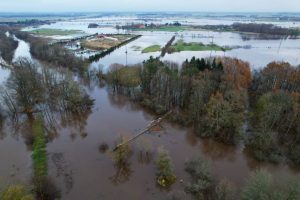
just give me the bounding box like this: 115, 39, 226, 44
247, 62, 300, 164
0, 28, 18, 64
232, 23, 299, 37
185, 158, 300, 200
198, 23, 299, 38
241, 170, 300, 200
12, 30, 88, 73
185, 158, 236, 200
155, 148, 176, 187
2, 58, 94, 120
104, 56, 250, 144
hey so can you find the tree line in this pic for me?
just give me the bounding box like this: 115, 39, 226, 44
12, 30, 88, 74
198, 23, 300, 38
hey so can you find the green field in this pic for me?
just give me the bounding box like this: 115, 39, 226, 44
142, 45, 161, 53
29, 28, 83, 36
170, 40, 229, 52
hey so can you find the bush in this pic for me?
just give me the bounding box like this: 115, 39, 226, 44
185, 158, 214, 199
155, 148, 176, 187
0, 185, 34, 200
215, 180, 236, 200
241, 170, 274, 200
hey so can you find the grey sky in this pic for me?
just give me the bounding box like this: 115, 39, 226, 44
0, 0, 299, 12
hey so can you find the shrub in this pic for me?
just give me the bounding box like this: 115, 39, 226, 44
185, 158, 214, 199
215, 180, 236, 200
155, 148, 176, 187
241, 170, 276, 200
0, 185, 34, 200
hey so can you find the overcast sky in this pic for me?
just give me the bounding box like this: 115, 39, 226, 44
0, 0, 299, 12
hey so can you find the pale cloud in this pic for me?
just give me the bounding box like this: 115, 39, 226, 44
0, 0, 299, 12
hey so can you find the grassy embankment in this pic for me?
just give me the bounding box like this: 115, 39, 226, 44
32, 119, 47, 178
142, 45, 161, 53
29, 28, 83, 36
169, 39, 230, 52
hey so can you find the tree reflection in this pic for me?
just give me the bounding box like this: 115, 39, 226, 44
110, 161, 132, 185
0, 58, 94, 143
110, 135, 133, 185
199, 139, 238, 161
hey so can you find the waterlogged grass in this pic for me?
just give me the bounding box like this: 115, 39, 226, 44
106, 66, 141, 87
32, 119, 47, 178
29, 28, 83, 36
142, 45, 161, 53
170, 39, 229, 52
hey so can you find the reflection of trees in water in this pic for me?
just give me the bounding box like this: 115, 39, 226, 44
110, 161, 133, 185
199, 139, 238, 161
136, 137, 153, 165
110, 135, 133, 185
107, 90, 141, 112
0, 58, 94, 143
45, 108, 92, 141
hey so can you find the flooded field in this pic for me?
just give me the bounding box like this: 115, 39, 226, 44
1, 14, 300, 199
24, 15, 300, 71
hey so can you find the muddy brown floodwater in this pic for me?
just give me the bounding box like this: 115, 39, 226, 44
0, 70, 299, 199
0, 35, 300, 198
40, 84, 300, 200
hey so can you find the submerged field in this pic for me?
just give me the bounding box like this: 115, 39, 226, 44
28, 28, 83, 36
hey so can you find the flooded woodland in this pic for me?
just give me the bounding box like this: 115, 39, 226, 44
0, 13, 300, 200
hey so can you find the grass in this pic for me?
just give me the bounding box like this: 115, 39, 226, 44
106, 66, 141, 87
170, 39, 229, 52
142, 45, 161, 53
32, 119, 47, 178
29, 28, 83, 36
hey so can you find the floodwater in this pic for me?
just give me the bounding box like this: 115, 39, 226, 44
0, 18, 300, 199
45, 86, 300, 200
25, 15, 300, 70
